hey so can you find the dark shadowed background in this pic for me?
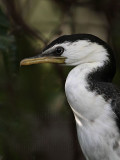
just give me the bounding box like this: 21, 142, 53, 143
0, 0, 120, 160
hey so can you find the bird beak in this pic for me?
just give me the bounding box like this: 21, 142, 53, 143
20, 55, 66, 66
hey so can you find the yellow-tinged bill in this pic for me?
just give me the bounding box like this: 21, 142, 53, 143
20, 56, 66, 66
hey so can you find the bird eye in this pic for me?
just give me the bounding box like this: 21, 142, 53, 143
55, 47, 64, 55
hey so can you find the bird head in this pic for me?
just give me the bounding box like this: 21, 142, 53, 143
20, 34, 115, 69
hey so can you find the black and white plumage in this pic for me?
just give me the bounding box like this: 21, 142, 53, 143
21, 34, 120, 160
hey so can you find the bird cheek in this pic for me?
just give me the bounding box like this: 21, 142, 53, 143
65, 58, 73, 65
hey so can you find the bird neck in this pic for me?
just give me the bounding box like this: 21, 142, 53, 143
65, 61, 115, 124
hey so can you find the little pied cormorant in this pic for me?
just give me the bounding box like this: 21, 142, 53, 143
20, 34, 120, 160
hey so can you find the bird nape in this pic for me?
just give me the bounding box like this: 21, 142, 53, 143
20, 34, 120, 160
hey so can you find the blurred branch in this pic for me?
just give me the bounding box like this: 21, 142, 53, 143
104, 0, 120, 42
51, 0, 77, 11
75, 0, 93, 7
1, 0, 48, 45
103, 0, 120, 23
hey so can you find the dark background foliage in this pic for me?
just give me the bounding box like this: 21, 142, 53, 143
0, 0, 120, 160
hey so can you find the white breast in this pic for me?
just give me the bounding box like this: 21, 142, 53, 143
65, 62, 106, 121
65, 63, 120, 160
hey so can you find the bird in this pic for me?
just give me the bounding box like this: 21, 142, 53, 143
20, 34, 120, 160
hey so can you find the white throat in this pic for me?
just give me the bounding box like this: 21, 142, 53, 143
65, 62, 110, 124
